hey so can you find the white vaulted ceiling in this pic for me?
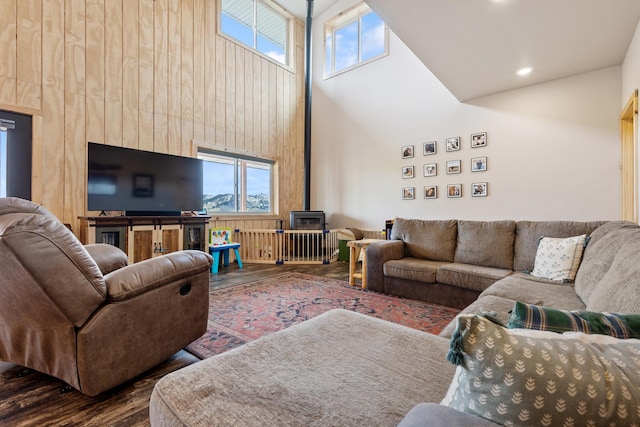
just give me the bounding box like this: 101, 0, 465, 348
277, 0, 640, 101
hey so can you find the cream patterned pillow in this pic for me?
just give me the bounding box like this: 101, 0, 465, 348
444, 314, 640, 426
531, 234, 587, 282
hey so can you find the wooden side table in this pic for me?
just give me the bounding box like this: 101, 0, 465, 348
347, 239, 382, 289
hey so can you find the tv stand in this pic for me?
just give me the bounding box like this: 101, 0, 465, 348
79, 215, 210, 264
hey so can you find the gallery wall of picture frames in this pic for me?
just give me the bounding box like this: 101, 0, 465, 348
400, 132, 488, 200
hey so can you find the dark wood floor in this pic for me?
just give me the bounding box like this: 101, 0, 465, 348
0, 262, 350, 427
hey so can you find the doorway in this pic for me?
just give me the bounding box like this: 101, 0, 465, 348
0, 110, 32, 200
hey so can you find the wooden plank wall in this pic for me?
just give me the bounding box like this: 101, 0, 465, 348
0, 0, 305, 234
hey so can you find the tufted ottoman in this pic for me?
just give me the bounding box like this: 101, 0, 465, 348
149, 309, 456, 427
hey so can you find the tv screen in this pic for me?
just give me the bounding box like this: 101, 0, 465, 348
87, 142, 203, 215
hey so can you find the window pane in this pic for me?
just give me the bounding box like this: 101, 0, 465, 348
222, 0, 254, 27
257, 2, 286, 53
257, 35, 285, 64
334, 20, 359, 72
221, 13, 255, 48
245, 162, 271, 212
202, 159, 236, 212
360, 11, 385, 62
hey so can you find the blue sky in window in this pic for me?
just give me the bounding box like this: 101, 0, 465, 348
361, 12, 385, 61
334, 20, 358, 71
203, 161, 270, 196
332, 11, 384, 73
222, 14, 285, 64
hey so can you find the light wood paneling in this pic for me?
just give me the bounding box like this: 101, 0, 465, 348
104, 0, 123, 148
85, 0, 104, 143
16, 0, 42, 110
0, 0, 305, 233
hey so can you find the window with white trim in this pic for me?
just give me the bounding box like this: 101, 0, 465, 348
221, 0, 290, 66
324, 3, 388, 78
199, 150, 274, 214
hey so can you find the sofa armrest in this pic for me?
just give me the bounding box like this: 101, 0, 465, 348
84, 243, 129, 275
397, 403, 500, 427
365, 240, 405, 292
104, 250, 213, 302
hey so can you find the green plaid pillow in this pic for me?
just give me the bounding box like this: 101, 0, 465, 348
507, 301, 640, 339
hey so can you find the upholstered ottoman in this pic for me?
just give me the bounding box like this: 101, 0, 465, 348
150, 309, 456, 427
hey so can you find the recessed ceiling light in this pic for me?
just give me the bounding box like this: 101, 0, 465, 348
516, 67, 533, 76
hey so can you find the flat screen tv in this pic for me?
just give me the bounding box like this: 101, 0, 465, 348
87, 142, 203, 215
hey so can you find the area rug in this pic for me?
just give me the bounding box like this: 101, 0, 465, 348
185, 272, 459, 359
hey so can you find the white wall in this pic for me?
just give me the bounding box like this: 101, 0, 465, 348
622, 19, 640, 221
622, 20, 640, 107
311, 0, 622, 230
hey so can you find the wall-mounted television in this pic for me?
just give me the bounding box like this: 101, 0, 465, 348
87, 142, 203, 215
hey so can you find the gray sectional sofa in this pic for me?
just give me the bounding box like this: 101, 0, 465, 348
365, 218, 607, 309
150, 218, 640, 427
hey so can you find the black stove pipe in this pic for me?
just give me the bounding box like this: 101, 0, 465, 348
303, 0, 314, 210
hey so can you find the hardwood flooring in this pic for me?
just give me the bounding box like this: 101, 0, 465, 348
0, 262, 350, 427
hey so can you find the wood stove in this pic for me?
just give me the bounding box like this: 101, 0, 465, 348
289, 210, 325, 230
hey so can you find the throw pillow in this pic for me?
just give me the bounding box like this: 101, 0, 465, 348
530, 234, 587, 282
444, 314, 640, 426
507, 301, 640, 339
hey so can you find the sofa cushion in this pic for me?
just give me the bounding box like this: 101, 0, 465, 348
584, 225, 640, 314
513, 221, 605, 273
479, 273, 586, 310
443, 314, 640, 427
383, 258, 445, 283
507, 301, 640, 339
530, 234, 587, 282
436, 263, 512, 293
574, 221, 640, 305
391, 218, 458, 262
454, 220, 516, 270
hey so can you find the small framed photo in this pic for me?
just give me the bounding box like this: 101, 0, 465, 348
402, 187, 415, 200
402, 145, 414, 158
402, 165, 415, 179
423, 163, 437, 177
447, 184, 462, 198
471, 132, 487, 148
472, 182, 488, 197
471, 157, 487, 172
446, 160, 461, 174
446, 137, 460, 152
424, 186, 437, 199
423, 141, 437, 155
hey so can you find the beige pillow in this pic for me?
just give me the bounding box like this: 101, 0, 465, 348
531, 234, 586, 282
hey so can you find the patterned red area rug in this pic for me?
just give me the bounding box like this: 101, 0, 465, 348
186, 272, 459, 359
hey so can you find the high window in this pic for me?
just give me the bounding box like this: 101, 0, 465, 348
221, 0, 290, 66
324, 3, 388, 78
198, 150, 274, 214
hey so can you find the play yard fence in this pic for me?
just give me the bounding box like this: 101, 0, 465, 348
234, 229, 385, 264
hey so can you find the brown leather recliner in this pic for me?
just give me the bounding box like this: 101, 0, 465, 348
0, 197, 213, 396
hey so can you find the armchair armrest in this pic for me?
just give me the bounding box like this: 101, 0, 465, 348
84, 243, 128, 275
364, 240, 405, 292
105, 250, 213, 302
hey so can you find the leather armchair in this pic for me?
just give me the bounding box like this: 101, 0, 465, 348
0, 197, 213, 396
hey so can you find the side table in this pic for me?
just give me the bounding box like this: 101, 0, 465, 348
347, 239, 382, 289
